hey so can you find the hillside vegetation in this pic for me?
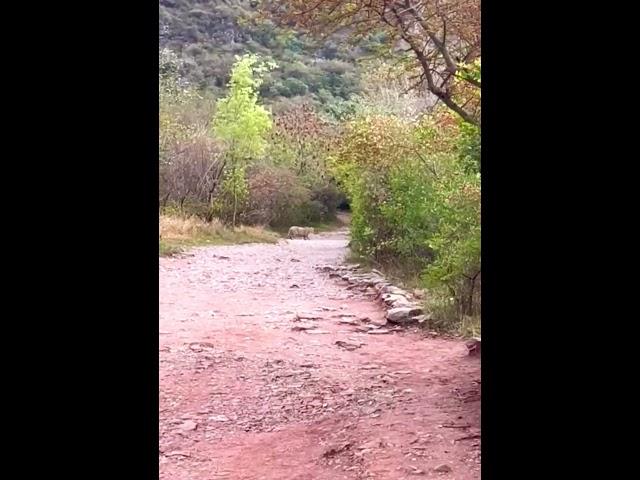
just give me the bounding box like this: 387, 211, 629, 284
160, 0, 386, 117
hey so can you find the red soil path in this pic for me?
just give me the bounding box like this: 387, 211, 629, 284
159, 228, 480, 479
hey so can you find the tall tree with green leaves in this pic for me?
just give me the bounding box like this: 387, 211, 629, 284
213, 53, 275, 228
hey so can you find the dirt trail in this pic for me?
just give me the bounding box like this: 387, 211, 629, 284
159, 228, 480, 479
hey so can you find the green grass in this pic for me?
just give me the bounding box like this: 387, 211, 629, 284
159, 241, 184, 257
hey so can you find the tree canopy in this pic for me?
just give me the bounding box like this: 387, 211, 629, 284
261, 0, 481, 126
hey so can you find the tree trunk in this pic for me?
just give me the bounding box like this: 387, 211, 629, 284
464, 270, 480, 316
232, 165, 238, 229
232, 193, 238, 229
466, 278, 475, 316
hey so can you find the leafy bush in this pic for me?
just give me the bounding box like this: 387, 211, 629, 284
331, 109, 481, 329
212, 166, 250, 224
282, 77, 308, 96
244, 165, 310, 226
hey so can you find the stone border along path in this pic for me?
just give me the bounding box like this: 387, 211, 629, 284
315, 264, 428, 325
316, 263, 481, 355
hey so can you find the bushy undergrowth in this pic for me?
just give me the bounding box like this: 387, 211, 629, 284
332, 107, 480, 332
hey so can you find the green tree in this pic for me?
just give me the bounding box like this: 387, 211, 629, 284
212, 53, 275, 228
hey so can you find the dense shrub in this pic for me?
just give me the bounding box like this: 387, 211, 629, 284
331, 109, 480, 329
244, 165, 310, 226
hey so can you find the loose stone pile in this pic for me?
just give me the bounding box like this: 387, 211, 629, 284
315, 264, 429, 326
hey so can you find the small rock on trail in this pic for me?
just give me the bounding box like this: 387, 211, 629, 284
208, 415, 229, 422
367, 329, 392, 335
386, 306, 424, 324
434, 464, 453, 473
178, 420, 197, 432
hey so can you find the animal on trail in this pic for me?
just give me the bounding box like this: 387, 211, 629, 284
288, 226, 315, 240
